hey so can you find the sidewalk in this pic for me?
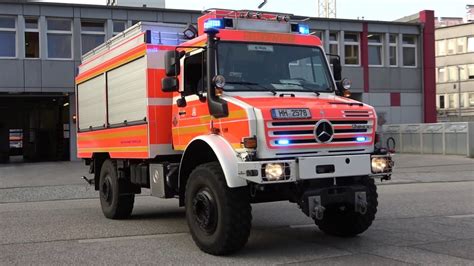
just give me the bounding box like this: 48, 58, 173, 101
0, 154, 472, 202
387, 154, 474, 184
0, 161, 88, 189
1, 154, 473, 189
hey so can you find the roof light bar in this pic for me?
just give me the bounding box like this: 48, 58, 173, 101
298, 24, 310, 34
204, 18, 225, 30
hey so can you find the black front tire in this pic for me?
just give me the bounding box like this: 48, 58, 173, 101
99, 159, 135, 219
185, 162, 252, 255
315, 176, 378, 237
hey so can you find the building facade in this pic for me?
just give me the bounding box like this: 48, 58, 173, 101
0, 2, 435, 162
435, 22, 474, 122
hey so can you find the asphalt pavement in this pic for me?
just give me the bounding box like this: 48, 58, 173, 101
0, 154, 473, 265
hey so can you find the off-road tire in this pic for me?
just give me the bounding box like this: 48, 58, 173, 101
315, 176, 378, 237
185, 162, 252, 255
99, 159, 134, 219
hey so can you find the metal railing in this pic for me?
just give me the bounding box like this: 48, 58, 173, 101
381, 122, 474, 158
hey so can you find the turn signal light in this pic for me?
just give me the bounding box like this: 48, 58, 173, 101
343, 89, 351, 98
242, 137, 257, 149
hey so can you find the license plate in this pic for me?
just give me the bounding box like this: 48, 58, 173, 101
271, 108, 311, 119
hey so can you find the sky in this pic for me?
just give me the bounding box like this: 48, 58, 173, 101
40, 0, 471, 21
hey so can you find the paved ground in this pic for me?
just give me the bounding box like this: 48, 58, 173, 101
0, 154, 473, 264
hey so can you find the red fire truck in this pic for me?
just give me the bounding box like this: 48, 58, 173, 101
76, 9, 393, 255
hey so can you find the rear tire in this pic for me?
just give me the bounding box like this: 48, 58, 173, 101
185, 162, 252, 255
99, 159, 134, 219
315, 176, 378, 237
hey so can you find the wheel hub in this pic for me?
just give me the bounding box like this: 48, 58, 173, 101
101, 175, 113, 205
192, 189, 217, 233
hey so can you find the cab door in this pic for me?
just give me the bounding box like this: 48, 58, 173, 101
175, 50, 216, 150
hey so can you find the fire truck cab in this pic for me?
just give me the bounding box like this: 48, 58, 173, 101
76, 9, 393, 255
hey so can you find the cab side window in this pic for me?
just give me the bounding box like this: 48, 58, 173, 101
183, 51, 207, 96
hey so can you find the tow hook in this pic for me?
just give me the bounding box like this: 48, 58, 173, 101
355, 192, 367, 214
309, 196, 325, 220
82, 176, 94, 186
381, 174, 392, 182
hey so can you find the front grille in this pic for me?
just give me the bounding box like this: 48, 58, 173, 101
266, 112, 375, 149
343, 110, 371, 118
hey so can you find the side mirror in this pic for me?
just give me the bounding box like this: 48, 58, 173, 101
331, 57, 342, 81
161, 77, 179, 92
164, 50, 183, 77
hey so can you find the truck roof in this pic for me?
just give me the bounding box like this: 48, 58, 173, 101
81, 21, 186, 64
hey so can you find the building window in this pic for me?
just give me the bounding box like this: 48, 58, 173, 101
448, 94, 456, 109
447, 38, 456, 55
389, 34, 397, 66
447, 66, 458, 82
439, 95, 445, 109
47, 18, 72, 59
457, 37, 466, 54
469, 93, 474, 107
459, 65, 468, 80
81, 21, 105, 55
468, 37, 474, 53
402, 35, 416, 67
468, 64, 474, 78
368, 33, 383, 66
436, 40, 446, 56
0, 16, 16, 58
310, 30, 323, 40
329, 32, 338, 55
113, 21, 126, 36
344, 32, 359, 65
25, 18, 39, 58
437, 67, 446, 83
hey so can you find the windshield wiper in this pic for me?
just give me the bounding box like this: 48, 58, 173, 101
271, 82, 320, 96
226, 81, 277, 96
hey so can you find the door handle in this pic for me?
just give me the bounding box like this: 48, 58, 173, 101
179, 111, 186, 115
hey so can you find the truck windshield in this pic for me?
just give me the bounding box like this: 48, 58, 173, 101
217, 42, 334, 93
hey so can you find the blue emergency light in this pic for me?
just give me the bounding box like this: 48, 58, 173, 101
298, 24, 310, 34
276, 139, 290, 145
356, 136, 367, 142
204, 18, 225, 30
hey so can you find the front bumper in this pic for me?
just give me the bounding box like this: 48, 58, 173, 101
237, 154, 393, 184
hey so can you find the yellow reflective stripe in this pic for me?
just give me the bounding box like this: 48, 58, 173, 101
78, 129, 147, 141
172, 125, 208, 134
231, 143, 242, 149
199, 110, 247, 123
78, 146, 148, 152
174, 145, 186, 150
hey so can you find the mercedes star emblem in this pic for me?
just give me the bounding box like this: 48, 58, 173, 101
314, 119, 334, 143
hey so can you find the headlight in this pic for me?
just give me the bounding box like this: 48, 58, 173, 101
264, 163, 284, 181
212, 75, 226, 88
371, 157, 391, 173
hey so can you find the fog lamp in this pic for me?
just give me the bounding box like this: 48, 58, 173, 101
371, 157, 388, 173
264, 163, 284, 181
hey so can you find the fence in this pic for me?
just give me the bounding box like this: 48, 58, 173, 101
381, 122, 474, 158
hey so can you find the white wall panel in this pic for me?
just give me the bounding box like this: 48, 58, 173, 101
107, 57, 147, 125
78, 74, 106, 130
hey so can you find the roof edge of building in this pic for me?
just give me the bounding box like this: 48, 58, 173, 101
0, 1, 422, 26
